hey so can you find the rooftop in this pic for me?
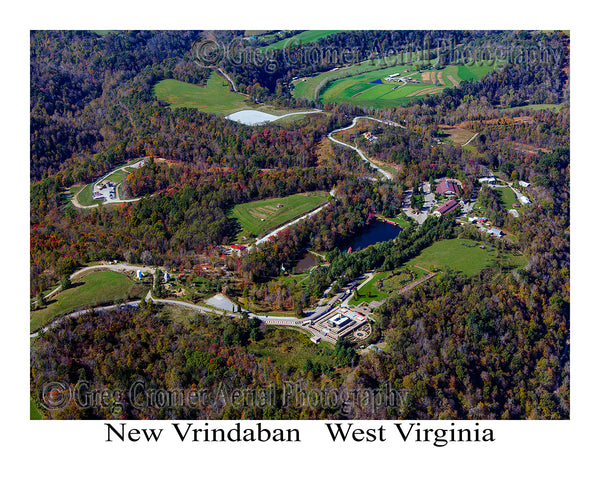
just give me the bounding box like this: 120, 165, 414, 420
436, 179, 460, 196
435, 199, 459, 216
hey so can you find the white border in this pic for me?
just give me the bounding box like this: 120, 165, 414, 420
5, 0, 597, 478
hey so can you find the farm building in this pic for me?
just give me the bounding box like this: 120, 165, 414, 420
517, 194, 530, 205
519, 181, 530, 187
489, 227, 503, 238
163, 272, 171, 282
436, 179, 460, 196
136, 270, 143, 280
434, 199, 459, 216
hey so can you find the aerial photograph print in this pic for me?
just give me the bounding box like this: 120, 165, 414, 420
30, 29, 570, 421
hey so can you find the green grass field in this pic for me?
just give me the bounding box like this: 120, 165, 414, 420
247, 328, 334, 370
317, 62, 498, 108
74, 182, 103, 207
154, 71, 314, 119
30, 398, 44, 420
348, 266, 426, 306
264, 30, 344, 51
349, 239, 527, 306
494, 186, 519, 210
153, 72, 250, 113
405, 238, 526, 276
30, 271, 147, 332
228, 191, 329, 240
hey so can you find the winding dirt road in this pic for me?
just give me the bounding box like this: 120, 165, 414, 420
328, 116, 405, 181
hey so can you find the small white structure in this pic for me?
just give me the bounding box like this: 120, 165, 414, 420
136, 270, 143, 280
517, 194, 530, 205
478, 176, 496, 184
163, 272, 171, 282
518, 181, 530, 188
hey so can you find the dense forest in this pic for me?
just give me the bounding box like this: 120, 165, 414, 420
30, 30, 569, 420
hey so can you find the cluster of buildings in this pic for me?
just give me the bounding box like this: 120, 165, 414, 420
93, 181, 116, 200
384, 72, 419, 84
307, 306, 369, 343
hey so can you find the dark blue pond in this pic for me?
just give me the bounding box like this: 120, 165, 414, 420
349, 221, 401, 251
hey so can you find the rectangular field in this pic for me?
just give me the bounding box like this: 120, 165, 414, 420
228, 191, 329, 239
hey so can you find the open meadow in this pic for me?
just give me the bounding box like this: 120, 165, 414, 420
30, 270, 147, 332
228, 191, 329, 240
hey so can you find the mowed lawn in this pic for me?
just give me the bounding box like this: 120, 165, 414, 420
405, 238, 526, 276
494, 186, 520, 210
75, 182, 103, 207
153, 72, 249, 113
30, 271, 144, 332
229, 191, 329, 239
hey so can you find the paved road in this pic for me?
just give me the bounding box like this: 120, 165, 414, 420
402, 182, 434, 225
35, 263, 156, 304
255, 203, 328, 245
30, 301, 141, 339
72, 161, 146, 209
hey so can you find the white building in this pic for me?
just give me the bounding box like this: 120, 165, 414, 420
519, 181, 530, 188
478, 176, 496, 184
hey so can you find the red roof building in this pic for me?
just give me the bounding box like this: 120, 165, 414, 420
436, 179, 460, 196
434, 199, 459, 216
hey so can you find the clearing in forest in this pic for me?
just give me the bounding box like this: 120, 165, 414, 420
30, 270, 146, 332
228, 191, 329, 240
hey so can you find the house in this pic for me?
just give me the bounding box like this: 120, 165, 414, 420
434, 199, 459, 216
163, 272, 170, 282
489, 227, 503, 238
136, 270, 143, 280
517, 194, 530, 205
518, 181, 530, 188
436, 179, 460, 196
